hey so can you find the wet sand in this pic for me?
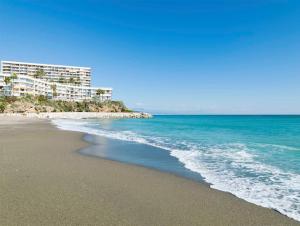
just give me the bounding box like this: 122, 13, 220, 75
0, 119, 299, 225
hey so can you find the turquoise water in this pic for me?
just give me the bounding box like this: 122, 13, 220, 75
53, 115, 300, 221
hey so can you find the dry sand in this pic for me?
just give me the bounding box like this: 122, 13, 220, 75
0, 119, 299, 226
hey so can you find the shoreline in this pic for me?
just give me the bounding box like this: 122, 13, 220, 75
77, 131, 300, 223
1, 118, 299, 225
79, 134, 207, 184
0, 112, 152, 119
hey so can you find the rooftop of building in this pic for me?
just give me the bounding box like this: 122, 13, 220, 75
1, 60, 91, 70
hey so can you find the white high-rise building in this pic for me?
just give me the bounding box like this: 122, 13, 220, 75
1, 61, 91, 87
0, 60, 112, 102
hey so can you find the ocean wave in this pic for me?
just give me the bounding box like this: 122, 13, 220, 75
52, 119, 300, 222
252, 143, 300, 152
171, 146, 300, 221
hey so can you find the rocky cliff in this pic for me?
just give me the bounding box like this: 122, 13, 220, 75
0, 95, 132, 113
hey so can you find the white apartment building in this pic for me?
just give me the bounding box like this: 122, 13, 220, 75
0, 61, 112, 102
1, 61, 91, 87
0, 74, 112, 102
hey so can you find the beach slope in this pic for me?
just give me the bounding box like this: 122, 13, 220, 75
0, 119, 299, 226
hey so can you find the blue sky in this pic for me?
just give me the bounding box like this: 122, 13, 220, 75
0, 0, 299, 114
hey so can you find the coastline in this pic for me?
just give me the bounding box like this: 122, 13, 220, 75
80, 133, 207, 184
0, 112, 152, 119
1, 118, 299, 225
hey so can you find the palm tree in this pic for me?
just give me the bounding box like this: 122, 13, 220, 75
4, 76, 11, 85
69, 77, 75, 84
9, 73, 18, 95
11, 72, 18, 80
3, 74, 16, 96
34, 69, 45, 78
75, 77, 81, 86
96, 89, 106, 102
0, 86, 3, 96
51, 84, 57, 97
59, 77, 65, 84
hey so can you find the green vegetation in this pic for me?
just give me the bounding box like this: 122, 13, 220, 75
75, 77, 81, 85
0, 98, 6, 113
34, 69, 45, 78
69, 77, 75, 84
23, 71, 79, 86
59, 77, 65, 83
0, 96, 16, 112
10, 73, 18, 80
55, 77, 80, 85
4, 77, 11, 85
50, 84, 57, 97
3, 72, 18, 84
96, 89, 106, 100
2, 73, 18, 92
0, 95, 132, 113
11, 73, 18, 80
96, 89, 106, 96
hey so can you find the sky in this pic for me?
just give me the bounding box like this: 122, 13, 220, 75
0, 0, 300, 114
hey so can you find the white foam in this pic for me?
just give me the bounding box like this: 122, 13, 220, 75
170, 145, 300, 221
52, 119, 300, 222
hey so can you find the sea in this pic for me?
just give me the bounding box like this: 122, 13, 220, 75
52, 115, 300, 221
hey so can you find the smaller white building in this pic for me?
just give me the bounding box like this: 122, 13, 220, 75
0, 73, 112, 102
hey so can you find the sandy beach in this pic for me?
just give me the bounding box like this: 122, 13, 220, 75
0, 118, 299, 226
